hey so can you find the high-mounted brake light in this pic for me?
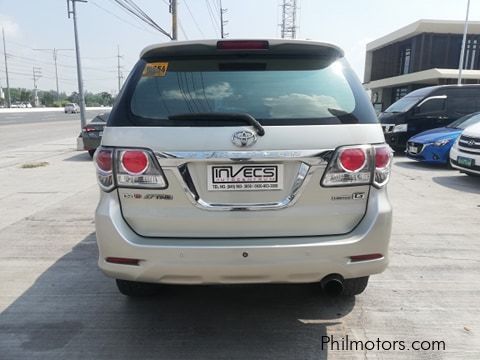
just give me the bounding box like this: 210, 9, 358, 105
217, 40, 269, 50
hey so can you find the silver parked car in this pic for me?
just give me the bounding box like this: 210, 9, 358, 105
94, 40, 393, 298
64, 103, 80, 113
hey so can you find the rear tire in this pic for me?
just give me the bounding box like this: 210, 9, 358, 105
342, 276, 369, 296
115, 279, 161, 297
466, 172, 480, 177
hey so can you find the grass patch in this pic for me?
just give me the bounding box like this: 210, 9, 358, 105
20, 161, 49, 169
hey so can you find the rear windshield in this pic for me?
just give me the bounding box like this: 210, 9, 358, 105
112, 56, 377, 126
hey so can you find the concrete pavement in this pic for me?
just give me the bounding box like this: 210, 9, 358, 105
0, 119, 479, 359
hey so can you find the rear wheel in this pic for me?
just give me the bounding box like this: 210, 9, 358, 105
115, 279, 161, 297
342, 276, 369, 296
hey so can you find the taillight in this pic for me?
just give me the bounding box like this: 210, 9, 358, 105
94, 148, 114, 191
321, 145, 372, 187
83, 127, 96, 132
321, 144, 393, 188
121, 150, 149, 175
373, 144, 393, 187
115, 149, 167, 188
338, 148, 366, 172
94, 147, 168, 192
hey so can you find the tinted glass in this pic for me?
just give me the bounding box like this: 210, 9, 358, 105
122, 57, 377, 126
455, 113, 480, 129
417, 98, 445, 114
385, 96, 422, 113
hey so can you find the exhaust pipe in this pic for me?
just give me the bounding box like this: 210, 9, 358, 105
321, 274, 344, 296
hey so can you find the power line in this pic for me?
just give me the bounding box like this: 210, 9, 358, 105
183, 0, 205, 38
178, 19, 189, 40
110, 0, 171, 39
90, 0, 158, 35
205, 0, 219, 36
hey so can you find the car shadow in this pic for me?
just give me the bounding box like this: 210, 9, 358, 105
432, 175, 480, 194
0, 233, 354, 360
64, 152, 92, 162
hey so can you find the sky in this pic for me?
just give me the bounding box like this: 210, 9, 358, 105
0, 0, 479, 95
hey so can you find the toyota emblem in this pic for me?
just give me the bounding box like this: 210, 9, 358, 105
232, 130, 257, 147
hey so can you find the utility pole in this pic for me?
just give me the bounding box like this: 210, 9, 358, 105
279, 0, 298, 39
32, 67, 42, 107
67, 0, 87, 129
170, 0, 177, 40
33, 48, 74, 101
117, 45, 123, 93
220, 0, 228, 39
2, 28, 11, 108
458, 0, 471, 85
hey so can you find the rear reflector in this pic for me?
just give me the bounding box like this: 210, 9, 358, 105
350, 254, 383, 262
217, 40, 269, 50
106, 257, 141, 266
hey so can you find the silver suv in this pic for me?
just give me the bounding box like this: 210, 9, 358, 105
94, 40, 393, 297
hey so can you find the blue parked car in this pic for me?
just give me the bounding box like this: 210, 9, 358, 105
406, 112, 480, 165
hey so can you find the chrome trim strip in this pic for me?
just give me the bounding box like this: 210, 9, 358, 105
172, 162, 313, 211
157, 149, 333, 211
156, 149, 332, 166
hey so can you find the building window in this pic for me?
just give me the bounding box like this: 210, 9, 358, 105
399, 45, 412, 75
464, 38, 478, 70
393, 87, 409, 102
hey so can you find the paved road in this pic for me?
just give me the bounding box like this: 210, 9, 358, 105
0, 125, 479, 359
0, 110, 104, 152
0, 110, 106, 126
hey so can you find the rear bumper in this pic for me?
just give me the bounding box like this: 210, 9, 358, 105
82, 137, 101, 151
95, 188, 393, 284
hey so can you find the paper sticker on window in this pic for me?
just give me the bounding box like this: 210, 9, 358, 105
143, 62, 169, 77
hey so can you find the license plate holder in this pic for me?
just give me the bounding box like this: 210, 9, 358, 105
457, 156, 474, 168
408, 145, 418, 154
207, 164, 284, 191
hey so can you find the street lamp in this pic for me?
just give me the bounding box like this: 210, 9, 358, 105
458, 0, 471, 85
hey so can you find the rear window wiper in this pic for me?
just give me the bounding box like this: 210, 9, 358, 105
168, 112, 265, 136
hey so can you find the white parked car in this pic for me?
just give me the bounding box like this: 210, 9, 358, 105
450, 121, 480, 176
94, 39, 393, 298
64, 103, 80, 113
